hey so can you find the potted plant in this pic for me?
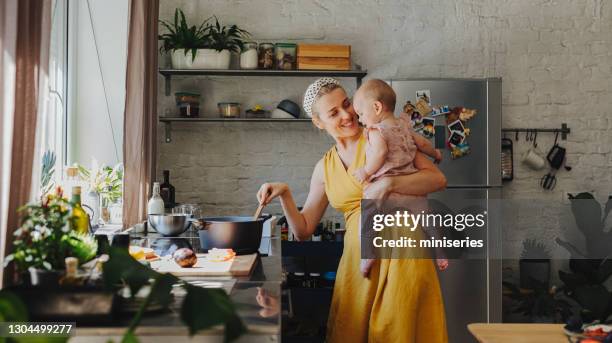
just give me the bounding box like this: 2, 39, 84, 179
4, 187, 97, 287
519, 239, 552, 290
77, 160, 123, 225
556, 192, 612, 323
159, 8, 210, 69
187, 15, 250, 69
159, 9, 250, 69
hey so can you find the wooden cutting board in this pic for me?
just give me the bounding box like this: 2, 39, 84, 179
151, 253, 258, 277
297, 44, 351, 58
297, 57, 351, 70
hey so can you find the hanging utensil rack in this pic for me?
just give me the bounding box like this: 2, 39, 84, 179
502, 123, 570, 140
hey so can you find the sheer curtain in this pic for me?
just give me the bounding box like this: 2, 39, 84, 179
122, 0, 159, 228
0, 0, 52, 288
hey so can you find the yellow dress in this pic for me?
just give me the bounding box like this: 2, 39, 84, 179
324, 135, 448, 343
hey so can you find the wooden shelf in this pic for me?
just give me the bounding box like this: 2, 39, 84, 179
158, 67, 367, 142
160, 117, 311, 123
159, 67, 367, 95
159, 117, 312, 142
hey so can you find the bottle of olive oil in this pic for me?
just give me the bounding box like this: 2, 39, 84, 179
70, 186, 90, 234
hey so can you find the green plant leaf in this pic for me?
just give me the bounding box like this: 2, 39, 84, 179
102, 248, 155, 297
574, 284, 610, 320
180, 285, 246, 340
148, 273, 179, 308
120, 331, 139, 343
558, 270, 588, 290
568, 193, 603, 243
0, 290, 28, 322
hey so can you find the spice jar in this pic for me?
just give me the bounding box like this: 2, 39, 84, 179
308, 272, 321, 288
275, 43, 296, 70
240, 42, 258, 69
175, 92, 200, 117
258, 43, 275, 69
290, 272, 306, 288
218, 102, 241, 118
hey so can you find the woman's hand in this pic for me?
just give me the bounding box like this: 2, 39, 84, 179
363, 177, 392, 201
257, 182, 289, 205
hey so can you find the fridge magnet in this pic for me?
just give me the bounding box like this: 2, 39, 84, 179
416, 90, 431, 104
451, 142, 471, 159
447, 107, 477, 123
402, 101, 416, 116
412, 115, 424, 132
415, 98, 432, 116
448, 130, 466, 147
459, 107, 477, 122
431, 105, 450, 117
448, 119, 466, 134
422, 117, 435, 138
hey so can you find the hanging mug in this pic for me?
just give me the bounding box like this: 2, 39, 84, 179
521, 147, 546, 170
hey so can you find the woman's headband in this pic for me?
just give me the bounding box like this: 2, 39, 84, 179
303, 77, 340, 117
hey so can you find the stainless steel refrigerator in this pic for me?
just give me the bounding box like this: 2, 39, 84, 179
389, 78, 502, 343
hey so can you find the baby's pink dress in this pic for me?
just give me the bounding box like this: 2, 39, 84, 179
364, 113, 426, 205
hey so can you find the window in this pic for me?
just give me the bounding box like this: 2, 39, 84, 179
43, 0, 128, 176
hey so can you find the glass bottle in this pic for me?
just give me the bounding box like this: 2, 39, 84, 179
159, 170, 175, 209
70, 186, 90, 234
147, 182, 165, 215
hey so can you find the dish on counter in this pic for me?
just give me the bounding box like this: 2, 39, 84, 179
205, 248, 236, 262
129, 246, 160, 262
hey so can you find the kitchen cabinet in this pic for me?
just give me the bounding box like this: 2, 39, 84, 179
158, 68, 367, 142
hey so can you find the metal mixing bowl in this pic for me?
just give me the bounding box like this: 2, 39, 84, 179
148, 214, 191, 236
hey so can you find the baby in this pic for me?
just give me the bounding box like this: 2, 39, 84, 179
352, 79, 448, 277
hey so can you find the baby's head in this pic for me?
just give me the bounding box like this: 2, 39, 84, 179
353, 79, 396, 128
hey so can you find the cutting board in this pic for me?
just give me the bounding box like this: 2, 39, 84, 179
151, 253, 258, 277
298, 57, 351, 71
297, 44, 351, 58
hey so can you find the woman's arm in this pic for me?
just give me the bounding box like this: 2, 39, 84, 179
258, 159, 329, 241
353, 129, 387, 183
363, 152, 447, 199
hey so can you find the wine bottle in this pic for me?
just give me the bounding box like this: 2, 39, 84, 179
70, 186, 90, 234
160, 170, 175, 209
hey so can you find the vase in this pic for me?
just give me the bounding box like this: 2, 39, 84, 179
85, 190, 100, 226
27, 268, 61, 288
171, 49, 232, 69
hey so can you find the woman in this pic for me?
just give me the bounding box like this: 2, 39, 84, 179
257, 78, 448, 342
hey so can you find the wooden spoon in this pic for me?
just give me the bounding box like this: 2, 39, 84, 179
253, 203, 266, 220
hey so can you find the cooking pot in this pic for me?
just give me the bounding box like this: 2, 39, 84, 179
193, 214, 273, 255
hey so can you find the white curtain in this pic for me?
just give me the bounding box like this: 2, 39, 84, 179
0, 0, 19, 289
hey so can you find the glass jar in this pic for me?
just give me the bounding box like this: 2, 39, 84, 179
275, 43, 296, 70
258, 43, 275, 69
240, 42, 258, 69
175, 92, 200, 117
218, 102, 241, 118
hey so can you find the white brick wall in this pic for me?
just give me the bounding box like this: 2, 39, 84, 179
157, 1, 612, 262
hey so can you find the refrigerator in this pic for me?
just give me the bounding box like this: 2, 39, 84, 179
388, 78, 502, 343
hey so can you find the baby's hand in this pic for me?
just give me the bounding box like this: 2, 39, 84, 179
436, 258, 449, 271
352, 168, 369, 184
434, 149, 443, 164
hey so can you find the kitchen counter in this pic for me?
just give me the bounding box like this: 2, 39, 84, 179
73, 229, 282, 342
468, 323, 567, 343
